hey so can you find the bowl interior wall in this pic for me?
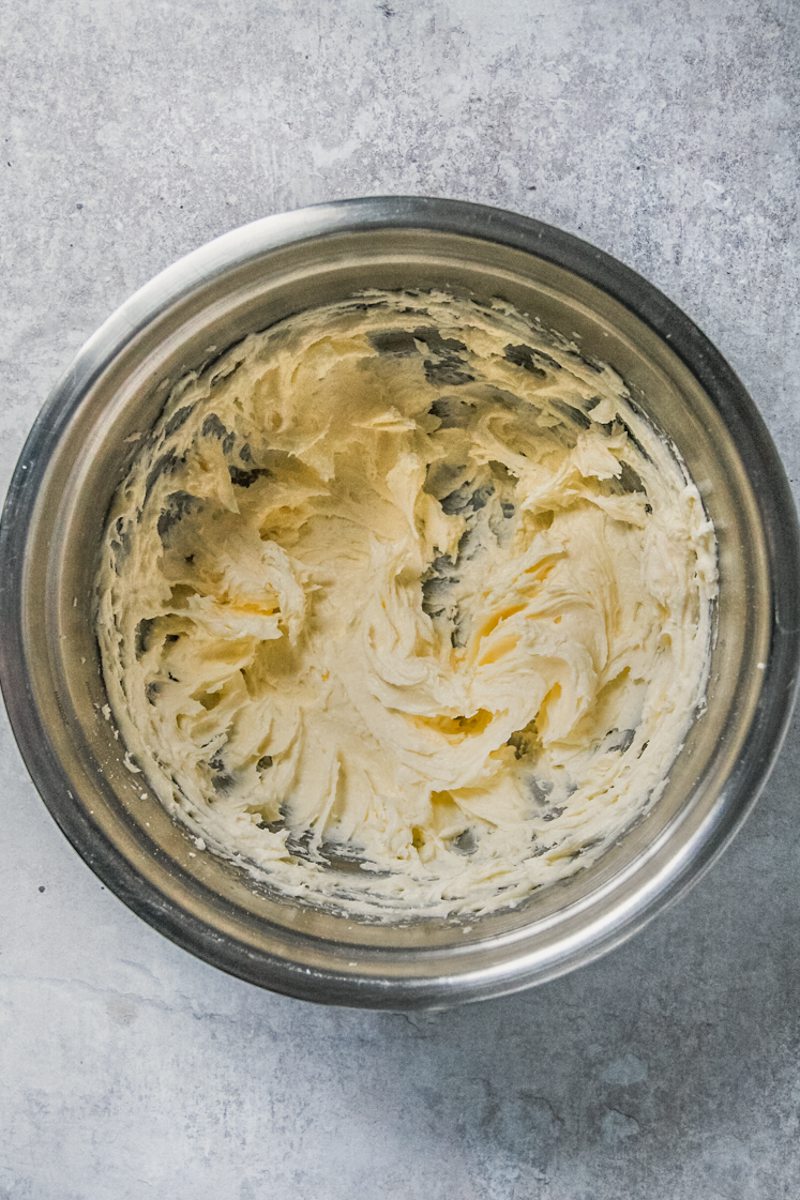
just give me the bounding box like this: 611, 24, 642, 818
18, 224, 771, 972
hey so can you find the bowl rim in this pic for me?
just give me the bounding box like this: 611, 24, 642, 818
2, 195, 799, 1007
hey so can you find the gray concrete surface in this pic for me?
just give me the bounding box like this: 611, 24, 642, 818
1, 1, 798, 1196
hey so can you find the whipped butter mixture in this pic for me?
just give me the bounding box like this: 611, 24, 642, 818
96, 291, 716, 917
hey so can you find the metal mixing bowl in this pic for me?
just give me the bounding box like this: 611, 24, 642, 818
2, 197, 798, 1008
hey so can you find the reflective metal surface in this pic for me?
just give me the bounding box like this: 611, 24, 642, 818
1, 197, 798, 1007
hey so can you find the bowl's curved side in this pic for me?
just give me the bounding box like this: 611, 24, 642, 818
1, 197, 798, 1008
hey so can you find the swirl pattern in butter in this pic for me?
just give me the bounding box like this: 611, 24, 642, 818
96, 292, 716, 917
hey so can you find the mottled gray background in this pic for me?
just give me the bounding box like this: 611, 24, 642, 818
1, 0, 798, 1197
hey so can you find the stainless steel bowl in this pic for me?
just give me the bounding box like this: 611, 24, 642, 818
2, 197, 798, 1008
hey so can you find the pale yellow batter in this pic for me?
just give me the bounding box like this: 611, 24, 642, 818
96, 291, 716, 917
